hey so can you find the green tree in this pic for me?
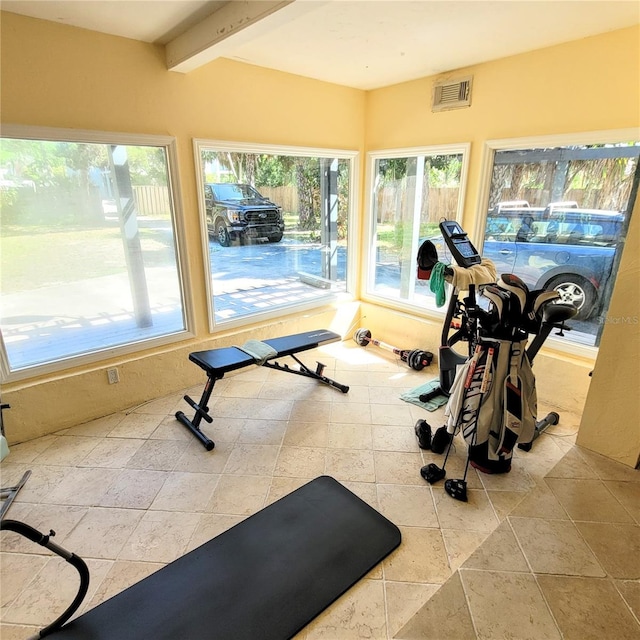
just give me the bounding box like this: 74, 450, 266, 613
201, 151, 259, 184
126, 147, 168, 186
255, 154, 294, 187
295, 157, 320, 230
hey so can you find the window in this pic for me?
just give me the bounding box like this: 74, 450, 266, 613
478, 134, 639, 350
0, 127, 189, 378
365, 145, 470, 313
194, 141, 357, 327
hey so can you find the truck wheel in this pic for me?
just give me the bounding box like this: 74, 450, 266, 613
268, 232, 283, 243
215, 220, 231, 247
546, 275, 596, 320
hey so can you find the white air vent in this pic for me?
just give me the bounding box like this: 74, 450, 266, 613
432, 76, 473, 112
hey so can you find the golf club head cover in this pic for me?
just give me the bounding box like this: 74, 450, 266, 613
417, 240, 438, 280
420, 463, 446, 484
414, 419, 432, 450
430, 425, 453, 454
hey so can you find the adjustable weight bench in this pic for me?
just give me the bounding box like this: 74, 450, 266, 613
176, 329, 349, 450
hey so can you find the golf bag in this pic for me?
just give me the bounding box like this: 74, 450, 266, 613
444, 336, 536, 474
442, 274, 573, 474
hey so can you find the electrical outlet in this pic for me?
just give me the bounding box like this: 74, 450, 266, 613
107, 368, 120, 384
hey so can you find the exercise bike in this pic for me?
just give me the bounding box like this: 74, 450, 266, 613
415, 221, 577, 500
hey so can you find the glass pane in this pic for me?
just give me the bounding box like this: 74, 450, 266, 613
484, 143, 639, 347
369, 152, 464, 311
0, 138, 186, 370
200, 149, 350, 324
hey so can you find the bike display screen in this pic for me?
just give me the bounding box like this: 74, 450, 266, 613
439, 221, 482, 268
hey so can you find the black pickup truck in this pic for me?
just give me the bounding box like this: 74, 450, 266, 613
204, 183, 284, 246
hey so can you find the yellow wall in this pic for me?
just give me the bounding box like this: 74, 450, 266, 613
577, 197, 640, 467
1, 13, 639, 466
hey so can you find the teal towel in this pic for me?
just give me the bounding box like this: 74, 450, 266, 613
400, 379, 448, 411
237, 340, 278, 365
430, 262, 448, 307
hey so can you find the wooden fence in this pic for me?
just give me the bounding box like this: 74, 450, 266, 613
132, 184, 297, 217
133, 186, 171, 216
258, 185, 299, 213
375, 185, 460, 223
261, 183, 460, 222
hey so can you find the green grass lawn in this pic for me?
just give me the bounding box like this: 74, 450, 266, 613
0, 224, 175, 293
1, 227, 125, 292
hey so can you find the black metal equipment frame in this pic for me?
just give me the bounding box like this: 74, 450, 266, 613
416, 222, 576, 456
1, 519, 90, 638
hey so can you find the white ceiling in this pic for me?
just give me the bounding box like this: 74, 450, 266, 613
3, 0, 639, 90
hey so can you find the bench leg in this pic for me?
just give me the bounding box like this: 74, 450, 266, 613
263, 355, 349, 393
175, 376, 217, 451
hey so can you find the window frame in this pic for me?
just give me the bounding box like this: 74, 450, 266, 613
475, 128, 640, 359
362, 143, 471, 317
0, 124, 194, 383
192, 139, 360, 333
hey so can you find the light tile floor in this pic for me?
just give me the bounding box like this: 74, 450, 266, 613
1, 340, 638, 639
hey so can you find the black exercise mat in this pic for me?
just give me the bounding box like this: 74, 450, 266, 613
48, 476, 401, 640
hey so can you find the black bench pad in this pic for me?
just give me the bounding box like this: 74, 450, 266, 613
189, 329, 340, 377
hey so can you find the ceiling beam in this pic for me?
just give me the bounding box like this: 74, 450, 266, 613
166, 0, 296, 73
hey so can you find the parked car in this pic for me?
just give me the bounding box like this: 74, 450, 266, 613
204, 183, 284, 246
419, 204, 624, 320
481, 203, 625, 319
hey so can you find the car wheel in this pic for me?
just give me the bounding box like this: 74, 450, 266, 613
546, 275, 596, 320
215, 220, 231, 247
268, 232, 283, 243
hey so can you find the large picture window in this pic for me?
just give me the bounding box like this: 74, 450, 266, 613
478, 134, 639, 350
0, 127, 188, 377
365, 145, 469, 312
194, 141, 357, 326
